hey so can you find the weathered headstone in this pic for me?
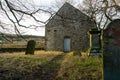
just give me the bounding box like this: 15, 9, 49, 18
25, 40, 36, 55
88, 28, 102, 56
104, 19, 120, 80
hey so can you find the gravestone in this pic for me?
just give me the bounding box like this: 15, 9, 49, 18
104, 19, 120, 80
88, 28, 102, 56
25, 40, 36, 55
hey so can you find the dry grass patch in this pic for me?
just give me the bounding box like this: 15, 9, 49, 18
0, 51, 102, 80
57, 52, 102, 80
0, 51, 63, 80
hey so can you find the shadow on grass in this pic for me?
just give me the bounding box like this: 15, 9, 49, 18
32, 53, 67, 80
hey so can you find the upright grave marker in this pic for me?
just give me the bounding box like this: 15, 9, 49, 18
104, 19, 120, 80
88, 28, 102, 56
25, 40, 36, 55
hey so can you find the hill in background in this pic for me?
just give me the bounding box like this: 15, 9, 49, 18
0, 33, 45, 49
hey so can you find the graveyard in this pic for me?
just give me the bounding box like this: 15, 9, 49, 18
0, 0, 119, 79
1, 18, 120, 79
0, 51, 102, 80
0, 31, 103, 80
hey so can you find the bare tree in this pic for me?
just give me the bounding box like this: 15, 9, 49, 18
0, 0, 56, 42
0, 0, 54, 35
102, 0, 120, 20
78, 0, 120, 29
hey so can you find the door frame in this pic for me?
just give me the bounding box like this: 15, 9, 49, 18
63, 36, 71, 52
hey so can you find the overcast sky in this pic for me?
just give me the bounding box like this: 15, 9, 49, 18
20, 0, 58, 36
0, 0, 86, 36
0, 0, 60, 36
21, 0, 83, 36
1, 0, 119, 36
28, 0, 120, 36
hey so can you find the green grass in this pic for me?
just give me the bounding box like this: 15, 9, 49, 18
0, 51, 102, 80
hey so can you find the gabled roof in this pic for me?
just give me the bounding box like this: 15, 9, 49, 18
46, 2, 90, 26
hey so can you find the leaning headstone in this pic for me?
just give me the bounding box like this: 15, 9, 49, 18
25, 40, 36, 55
88, 28, 102, 56
104, 19, 120, 80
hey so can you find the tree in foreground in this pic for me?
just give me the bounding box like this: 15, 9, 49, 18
0, 0, 54, 38
78, 0, 120, 29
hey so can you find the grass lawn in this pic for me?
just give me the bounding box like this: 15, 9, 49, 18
0, 51, 102, 80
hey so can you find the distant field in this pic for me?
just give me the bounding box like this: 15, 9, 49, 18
0, 44, 27, 48
0, 42, 44, 48
0, 35, 45, 53
0, 51, 102, 80
0, 43, 45, 52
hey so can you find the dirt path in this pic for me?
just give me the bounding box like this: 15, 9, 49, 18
32, 54, 66, 80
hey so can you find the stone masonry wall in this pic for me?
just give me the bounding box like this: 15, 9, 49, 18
45, 3, 94, 52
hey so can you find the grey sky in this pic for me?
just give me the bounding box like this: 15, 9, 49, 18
18, 0, 83, 36
0, 0, 56, 36
1, 0, 119, 36
0, 0, 84, 36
